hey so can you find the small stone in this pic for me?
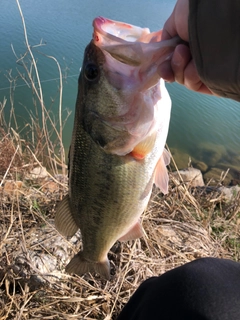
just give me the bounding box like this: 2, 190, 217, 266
218, 186, 240, 202
169, 148, 192, 170
41, 181, 60, 193
204, 167, 234, 186
3, 180, 23, 195
172, 167, 205, 187
196, 142, 226, 167
217, 163, 240, 180
29, 166, 48, 179
192, 161, 208, 173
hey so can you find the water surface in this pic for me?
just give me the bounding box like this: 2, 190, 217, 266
0, 0, 239, 179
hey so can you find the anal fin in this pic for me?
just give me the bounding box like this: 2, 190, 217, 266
55, 195, 79, 237
118, 221, 143, 242
154, 148, 170, 195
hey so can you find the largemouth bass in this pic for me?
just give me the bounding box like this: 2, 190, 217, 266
55, 17, 179, 279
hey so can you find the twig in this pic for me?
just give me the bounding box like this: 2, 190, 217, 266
26, 146, 67, 188
0, 145, 19, 188
15, 0, 53, 172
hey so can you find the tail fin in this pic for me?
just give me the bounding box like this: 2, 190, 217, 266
65, 252, 110, 280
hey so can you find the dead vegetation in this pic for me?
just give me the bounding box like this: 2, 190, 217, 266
0, 1, 240, 319
0, 158, 239, 320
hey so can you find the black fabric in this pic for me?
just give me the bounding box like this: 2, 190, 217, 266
189, 0, 240, 101
117, 257, 240, 320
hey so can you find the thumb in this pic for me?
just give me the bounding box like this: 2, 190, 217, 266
161, 0, 189, 41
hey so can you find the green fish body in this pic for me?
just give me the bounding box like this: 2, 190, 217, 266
55, 17, 178, 278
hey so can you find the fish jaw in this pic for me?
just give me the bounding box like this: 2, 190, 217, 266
79, 34, 172, 158
93, 16, 180, 91
93, 16, 150, 46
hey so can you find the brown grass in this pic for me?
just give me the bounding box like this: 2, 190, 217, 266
0, 152, 239, 319
0, 128, 22, 175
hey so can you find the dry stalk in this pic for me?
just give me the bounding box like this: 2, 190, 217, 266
26, 146, 67, 189
37, 52, 66, 175
0, 145, 19, 188
9, 0, 67, 176
15, 0, 50, 162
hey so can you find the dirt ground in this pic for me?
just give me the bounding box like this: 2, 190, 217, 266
0, 164, 239, 319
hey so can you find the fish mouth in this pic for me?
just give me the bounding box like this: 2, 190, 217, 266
92, 16, 180, 70
92, 17, 152, 66
93, 16, 149, 43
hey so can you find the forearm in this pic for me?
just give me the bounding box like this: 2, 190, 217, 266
189, 0, 240, 101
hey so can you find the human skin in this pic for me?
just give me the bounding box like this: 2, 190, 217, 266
159, 0, 213, 95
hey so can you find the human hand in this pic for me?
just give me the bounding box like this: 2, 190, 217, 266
159, 0, 213, 95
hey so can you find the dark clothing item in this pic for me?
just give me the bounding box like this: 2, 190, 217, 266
189, 0, 240, 102
117, 258, 240, 320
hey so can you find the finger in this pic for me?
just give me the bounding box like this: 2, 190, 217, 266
157, 60, 175, 82
171, 44, 191, 84
184, 60, 213, 94
162, 0, 189, 41
196, 84, 214, 95
161, 13, 177, 41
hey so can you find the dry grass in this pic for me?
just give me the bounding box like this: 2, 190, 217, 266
0, 153, 239, 319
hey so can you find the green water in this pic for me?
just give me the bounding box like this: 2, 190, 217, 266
0, 0, 239, 179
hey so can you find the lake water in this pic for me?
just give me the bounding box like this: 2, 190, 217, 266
1, 0, 240, 182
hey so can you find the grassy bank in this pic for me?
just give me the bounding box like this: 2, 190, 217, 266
0, 120, 239, 319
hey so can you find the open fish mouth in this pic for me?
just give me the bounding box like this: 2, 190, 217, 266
92, 16, 181, 74
92, 17, 156, 66
93, 16, 150, 43
87, 17, 179, 155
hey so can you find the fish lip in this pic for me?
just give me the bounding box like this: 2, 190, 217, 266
93, 16, 121, 44
92, 17, 145, 69
93, 16, 109, 31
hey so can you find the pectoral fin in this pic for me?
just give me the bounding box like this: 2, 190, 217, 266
55, 195, 79, 237
130, 132, 157, 160
154, 148, 171, 195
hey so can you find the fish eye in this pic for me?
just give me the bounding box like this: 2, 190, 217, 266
84, 63, 99, 81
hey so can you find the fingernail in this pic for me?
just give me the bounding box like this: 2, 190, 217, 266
172, 50, 182, 67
